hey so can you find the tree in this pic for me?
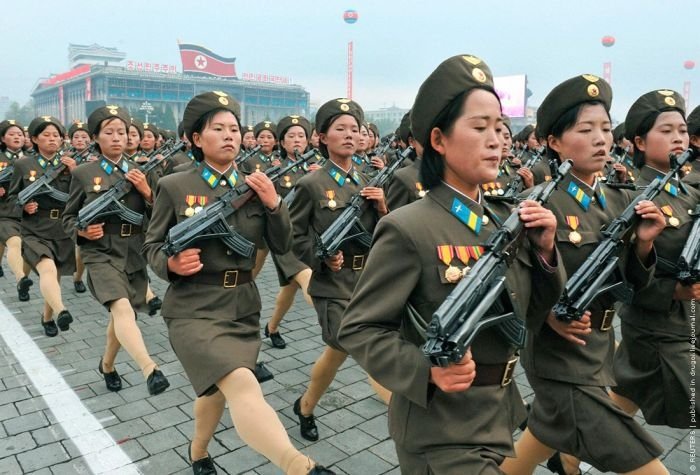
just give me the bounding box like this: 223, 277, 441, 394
4, 100, 35, 125
370, 118, 400, 138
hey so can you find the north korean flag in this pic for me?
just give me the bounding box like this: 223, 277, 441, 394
178, 43, 237, 78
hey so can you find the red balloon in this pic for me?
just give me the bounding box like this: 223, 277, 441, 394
601, 35, 615, 47
684, 60, 696, 70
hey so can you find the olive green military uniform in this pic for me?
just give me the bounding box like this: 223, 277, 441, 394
530, 154, 552, 185
614, 165, 700, 428
523, 174, 663, 472
385, 157, 425, 211
62, 156, 150, 312
339, 183, 565, 474
144, 162, 291, 396
289, 159, 377, 350
8, 154, 75, 274
0, 149, 25, 241
239, 150, 279, 174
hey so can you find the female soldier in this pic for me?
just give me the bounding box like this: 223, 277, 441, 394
8, 116, 76, 337
609, 90, 700, 430
241, 121, 279, 174
242, 125, 257, 152
682, 106, 700, 187
500, 77, 668, 475
368, 122, 380, 150
67, 120, 92, 294
124, 118, 143, 161
140, 123, 158, 157
289, 98, 392, 442
62, 105, 169, 396
264, 115, 317, 348
384, 121, 426, 211
338, 54, 565, 474
0, 120, 32, 299
143, 91, 334, 475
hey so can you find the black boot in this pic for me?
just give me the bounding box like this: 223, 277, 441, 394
293, 397, 319, 441
148, 296, 162, 316
264, 323, 286, 349
254, 362, 274, 383
188, 442, 217, 475
98, 358, 122, 392
146, 368, 170, 395
41, 317, 58, 337
56, 310, 73, 331
17, 276, 33, 301
74, 280, 86, 293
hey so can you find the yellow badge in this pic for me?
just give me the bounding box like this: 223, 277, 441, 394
669, 217, 680, 227
185, 195, 196, 217
462, 55, 482, 65
416, 182, 426, 197
184, 207, 195, 217
587, 84, 599, 97
284, 176, 292, 188
93, 177, 102, 192
658, 90, 674, 96
665, 97, 676, 106
8, 120, 15, 125
569, 231, 582, 244
340, 104, 350, 112
213, 90, 229, 105
582, 74, 600, 82
291, 117, 299, 124
29, 170, 36, 182
326, 190, 337, 209
107, 105, 119, 115
445, 265, 462, 283
472, 67, 487, 83
41, 116, 51, 122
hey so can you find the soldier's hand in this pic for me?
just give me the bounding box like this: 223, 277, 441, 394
78, 223, 104, 240
613, 163, 628, 183
126, 169, 152, 201
0, 187, 5, 198
245, 172, 279, 209
429, 349, 476, 393
324, 251, 343, 272
511, 157, 522, 166
61, 156, 77, 171
546, 311, 592, 346
360, 186, 388, 215
23, 202, 38, 214
520, 200, 556, 261
517, 168, 534, 189
167, 248, 203, 276
673, 282, 700, 301
308, 163, 322, 172
370, 156, 385, 170
634, 200, 665, 242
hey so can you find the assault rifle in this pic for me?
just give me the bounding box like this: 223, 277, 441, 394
162, 148, 316, 258
281, 148, 320, 208
16, 145, 95, 206
235, 145, 262, 167
75, 142, 186, 230
489, 148, 544, 202
315, 146, 414, 260
657, 203, 700, 285
422, 160, 573, 367
603, 145, 631, 184
554, 149, 697, 322
0, 165, 14, 185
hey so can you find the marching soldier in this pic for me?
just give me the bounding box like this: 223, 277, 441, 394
67, 120, 92, 294
384, 114, 426, 210
682, 105, 700, 187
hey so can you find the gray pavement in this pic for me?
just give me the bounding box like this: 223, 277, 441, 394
0, 257, 694, 474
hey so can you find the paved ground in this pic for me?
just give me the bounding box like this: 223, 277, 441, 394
0, 257, 694, 474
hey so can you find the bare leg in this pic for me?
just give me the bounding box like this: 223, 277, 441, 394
36, 258, 65, 320
501, 428, 557, 475
74, 246, 85, 282
609, 389, 640, 416
109, 298, 157, 379
146, 284, 155, 302
6, 236, 25, 282
293, 268, 313, 306
101, 315, 122, 372
299, 346, 347, 416
252, 249, 269, 280
191, 390, 226, 461
268, 282, 299, 333
368, 376, 391, 405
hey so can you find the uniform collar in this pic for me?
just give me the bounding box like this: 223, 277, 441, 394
640, 164, 685, 197
100, 156, 130, 175
324, 158, 361, 187
427, 182, 499, 236
37, 153, 60, 169
3, 149, 23, 161
200, 161, 238, 189
562, 173, 607, 211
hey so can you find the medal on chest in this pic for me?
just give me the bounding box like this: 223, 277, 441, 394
416, 182, 426, 198
660, 205, 680, 227
29, 170, 36, 182
565, 215, 582, 244
326, 190, 337, 209
437, 245, 461, 283
185, 195, 196, 217
93, 177, 102, 192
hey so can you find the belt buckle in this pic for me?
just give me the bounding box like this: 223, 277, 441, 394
600, 309, 614, 331
120, 223, 132, 237
352, 255, 365, 271
49, 209, 59, 220
223, 270, 239, 288
501, 356, 519, 387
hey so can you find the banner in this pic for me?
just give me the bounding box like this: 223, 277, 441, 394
178, 43, 236, 78
494, 75, 526, 118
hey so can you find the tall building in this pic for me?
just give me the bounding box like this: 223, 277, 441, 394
31, 44, 310, 128
364, 106, 409, 124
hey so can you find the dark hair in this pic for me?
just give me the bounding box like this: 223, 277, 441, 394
189, 108, 241, 162
420, 87, 498, 189
544, 101, 609, 163
90, 117, 128, 155
31, 122, 63, 153
629, 109, 675, 168
0, 125, 23, 151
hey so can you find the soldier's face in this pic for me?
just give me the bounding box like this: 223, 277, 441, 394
256, 130, 276, 154
635, 111, 688, 169
548, 104, 612, 177
2, 126, 24, 151
127, 126, 141, 151
501, 128, 512, 159
280, 125, 308, 157
357, 126, 369, 153
192, 110, 241, 163
242, 131, 256, 149
527, 132, 539, 149
71, 130, 90, 151
319, 115, 359, 159
310, 129, 320, 148
95, 118, 127, 159
431, 89, 503, 187
32, 125, 62, 155
141, 131, 157, 150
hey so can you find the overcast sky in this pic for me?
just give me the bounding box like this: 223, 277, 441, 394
2, 0, 699, 122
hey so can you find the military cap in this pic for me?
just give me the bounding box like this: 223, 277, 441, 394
28, 116, 65, 137
368, 122, 380, 139
182, 91, 241, 143
517, 124, 534, 142
87, 105, 130, 136
411, 54, 495, 147
612, 123, 626, 143
687, 105, 700, 136
242, 125, 255, 136
502, 115, 512, 134
397, 112, 412, 143
625, 89, 685, 139
0, 119, 23, 137
315, 98, 364, 133
177, 121, 185, 139
277, 115, 311, 140
130, 117, 144, 138
68, 120, 89, 138
536, 74, 612, 139
142, 122, 159, 138
254, 121, 277, 138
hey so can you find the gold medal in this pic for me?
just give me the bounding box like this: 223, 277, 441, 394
482, 215, 489, 226
669, 216, 680, 227
418, 190, 426, 197
444, 265, 462, 283
661, 205, 679, 228
326, 190, 337, 209
284, 176, 292, 188
416, 182, 426, 198
328, 199, 337, 209
29, 170, 36, 182
185, 207, 195, 217
569, 231, 582, 244
93, 185, 101, 192
194, 206, 203, 214
93, 177, 102, 192
184, 194, 197, 217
